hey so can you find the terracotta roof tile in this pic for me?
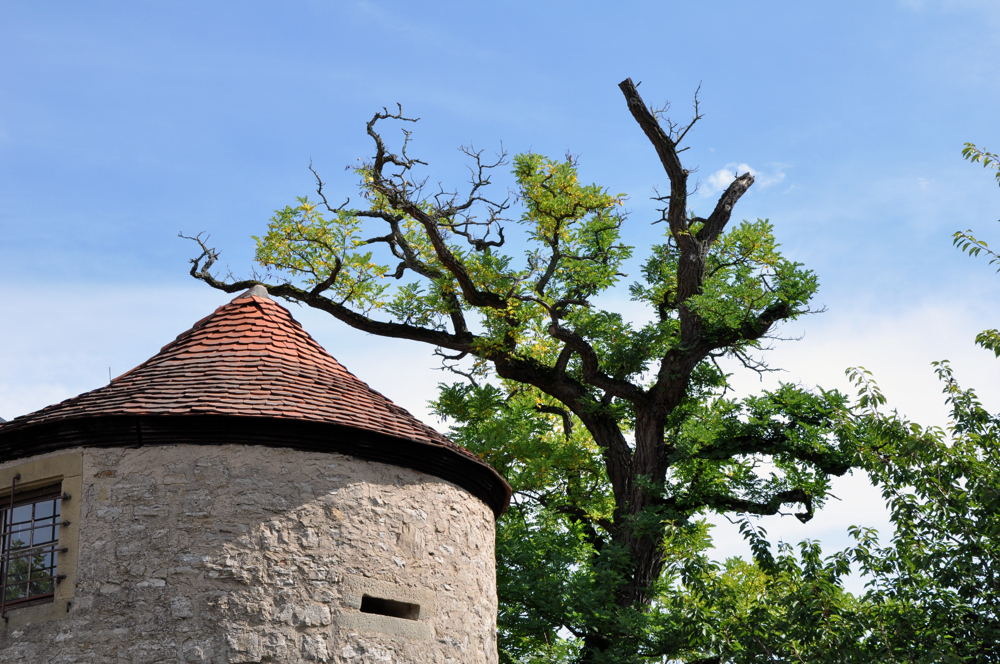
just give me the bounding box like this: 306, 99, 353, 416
0, 290, 478, 462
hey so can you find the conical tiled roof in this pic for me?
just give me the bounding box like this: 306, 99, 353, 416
0, 288, 510, 515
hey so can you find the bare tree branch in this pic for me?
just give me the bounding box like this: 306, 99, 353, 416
309, 161, 350, 212
618, 78, 691, 249
698, 171, 754, 246
364, 111, 510, 311
700, 488, 815, 524
181, 233, 476, 352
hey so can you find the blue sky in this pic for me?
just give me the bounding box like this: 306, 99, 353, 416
4, 1, 1000, 570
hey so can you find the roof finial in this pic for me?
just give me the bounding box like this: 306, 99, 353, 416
241, 284, 270, 300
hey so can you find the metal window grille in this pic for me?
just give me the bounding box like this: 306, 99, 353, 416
0, 476, 66, 619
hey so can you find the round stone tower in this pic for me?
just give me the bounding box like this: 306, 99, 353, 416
0, 286, 510, 664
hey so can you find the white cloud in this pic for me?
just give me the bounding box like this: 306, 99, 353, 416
597, 290, 1000, 589
723, 300, 1000, 430
705, 470, 891, 594
704, 298, 1000, 588
701, 162, 786, 197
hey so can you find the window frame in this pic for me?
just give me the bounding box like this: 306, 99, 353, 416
1, 482, 65, 611
0, 453, 81, 628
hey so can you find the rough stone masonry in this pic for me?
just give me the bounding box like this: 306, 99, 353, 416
0, 444, 498, 664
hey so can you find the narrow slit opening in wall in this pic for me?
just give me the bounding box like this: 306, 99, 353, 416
360, 595, 420, 620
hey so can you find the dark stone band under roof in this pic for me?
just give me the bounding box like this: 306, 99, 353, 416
0, 290, 511, 517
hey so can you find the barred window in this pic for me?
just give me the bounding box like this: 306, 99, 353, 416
1, 481, 65, 615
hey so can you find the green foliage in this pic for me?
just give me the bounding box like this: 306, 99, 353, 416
255, 155, 630, 362
433, 371, 858, 661
254, 197, 392, 314
667, 361, 1000, 662
678, 538, 868, 663
975, 328, 1000, 358
955, 144, 1000, 272
962, 143, 1000, 186
515, 153, 631, 303
852, 362, 1000, 661
629, 218, 817, 364
952, 228, 1000, 273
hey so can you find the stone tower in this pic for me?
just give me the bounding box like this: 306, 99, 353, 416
0, 287, 510, 663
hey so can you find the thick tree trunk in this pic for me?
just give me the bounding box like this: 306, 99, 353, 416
616, 505, 669, 610
576, 410, 674, 662
614, 412, 670, 610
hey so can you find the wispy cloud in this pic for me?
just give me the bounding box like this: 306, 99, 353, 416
700, 162, 786, 197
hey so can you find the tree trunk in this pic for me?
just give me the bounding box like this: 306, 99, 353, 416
578, 411, 673, 661
615, 411, 670, 611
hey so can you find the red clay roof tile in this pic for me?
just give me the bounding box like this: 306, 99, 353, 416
0, 290, 478, 461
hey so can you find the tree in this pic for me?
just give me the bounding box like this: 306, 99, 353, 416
687, 365, 1000, 663
186, 79, 860, 661
831, 143, 1000, 660
853, 362, 1000, 661
433, 375, 859, 662
675, 143, 1000, 663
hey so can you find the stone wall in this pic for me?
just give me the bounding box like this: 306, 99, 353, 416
0, 444, 498, 663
